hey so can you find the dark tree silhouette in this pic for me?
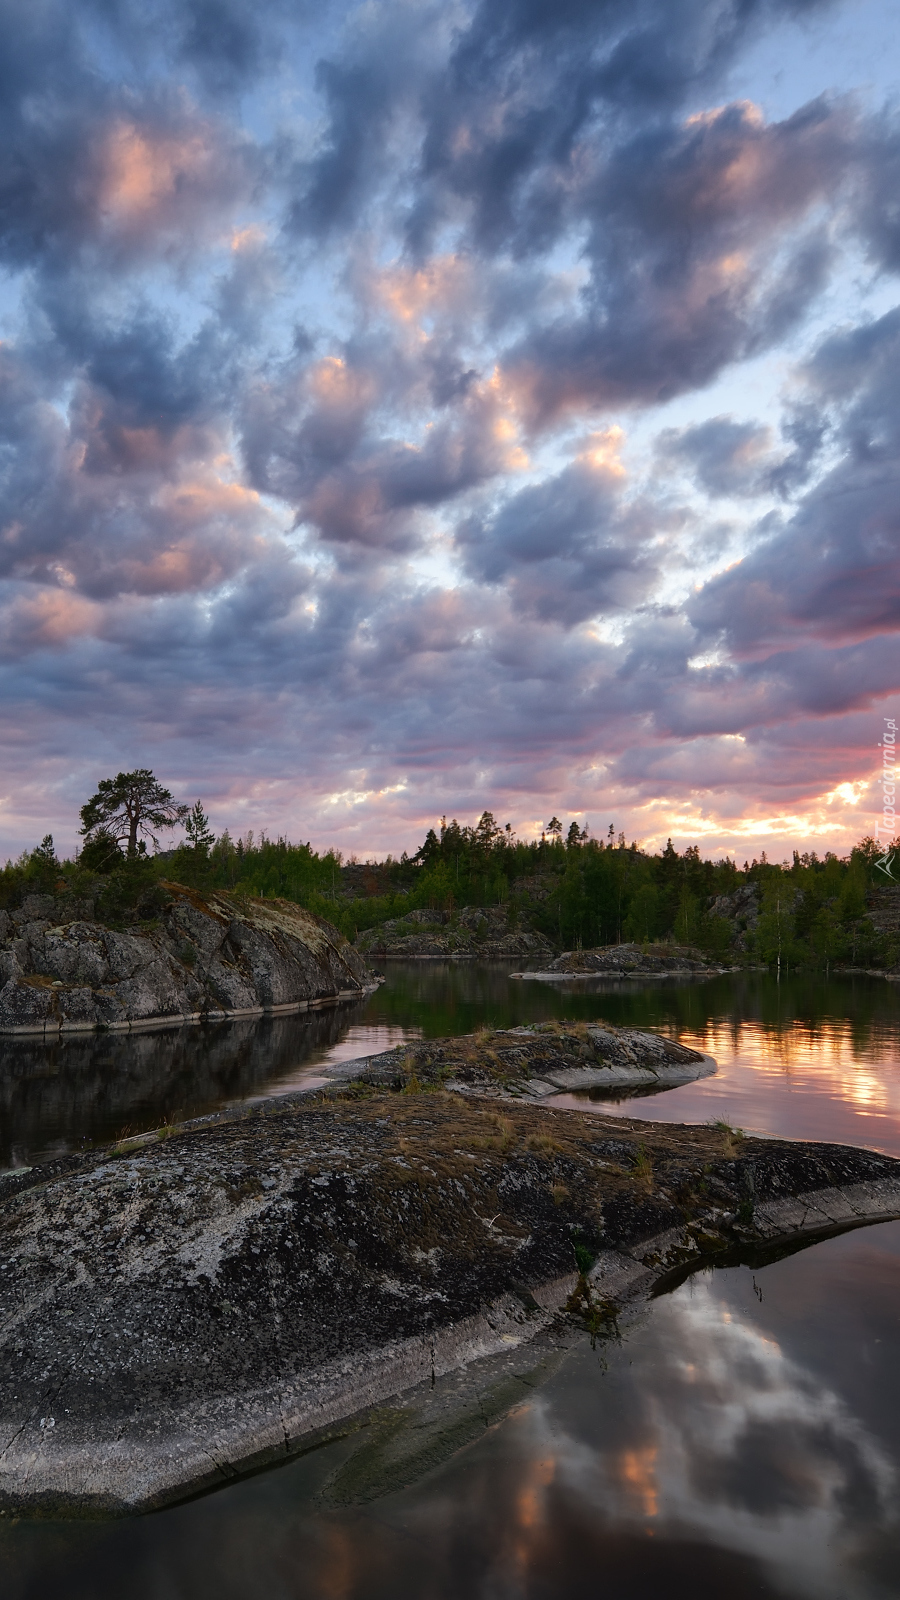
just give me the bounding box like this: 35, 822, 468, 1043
79, 770, 188, 858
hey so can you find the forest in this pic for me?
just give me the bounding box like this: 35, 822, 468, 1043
2, 795, 898, 974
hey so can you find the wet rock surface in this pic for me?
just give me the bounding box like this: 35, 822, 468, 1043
514, 943, 735, 979
324, 1019, 714, 1098
355, 905, 554, 961
2, 1086, 899, 1515
0, 888, 378, 1035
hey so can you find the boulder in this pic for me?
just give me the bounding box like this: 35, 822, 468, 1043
326, 1019, 714, 1098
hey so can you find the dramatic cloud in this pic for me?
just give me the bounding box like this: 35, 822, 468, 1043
0, 0, 898, 857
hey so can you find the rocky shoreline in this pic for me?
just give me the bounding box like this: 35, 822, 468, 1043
0, 887, 379, 1036
2, 1024, 900, 1516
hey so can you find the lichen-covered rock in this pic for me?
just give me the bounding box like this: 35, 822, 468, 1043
706, 885, 761, 950
517, 942, 733, 979
1, 1093, 899, 1515
0, 886, 379, 1035
355, 904, 554, 960
328, 1019, 713, 1098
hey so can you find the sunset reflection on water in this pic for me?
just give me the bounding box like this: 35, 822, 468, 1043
548, 989, 900, 1156
2, 969, 900, 1597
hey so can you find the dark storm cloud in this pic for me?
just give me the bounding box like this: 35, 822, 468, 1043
658, 417, 776, 497
240, 339, 530, 555
286, 3, 443, 238
0, 290, 268, 601
399, 0, 838, 257
658, 407, 829, 499
0, 81, 257, 274
853, 107, 900, 275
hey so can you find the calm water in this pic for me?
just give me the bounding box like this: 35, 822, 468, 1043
2, 963, 900, 1598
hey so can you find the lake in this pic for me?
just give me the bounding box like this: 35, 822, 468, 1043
2, 963, 900, 1598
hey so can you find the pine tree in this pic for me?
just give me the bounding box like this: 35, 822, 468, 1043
185, 801, 215, 855
80, 770, 188, 857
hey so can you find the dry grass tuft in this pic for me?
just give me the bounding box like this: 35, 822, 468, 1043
710, 1119, 745, 1158
525, 1132, 562, 1155
633, 1143, 654, 1190
472, 1115, 517, 1154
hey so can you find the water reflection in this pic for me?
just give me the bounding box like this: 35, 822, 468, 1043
2, 965, 900, 1594
3, 1223, 898, 1598
1, 963, 900, 1168
550, 995, 900, 1158
0, 1004, 379, 1169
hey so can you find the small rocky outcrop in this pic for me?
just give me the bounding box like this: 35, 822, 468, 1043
0, 887, 379, 1036
325, 1019, 714, 1098
355, 905, 554, 960
707, 884, 761, 949
1, 1091, 899, 1515
515, 943, 733, 980
865, 884, 900, 938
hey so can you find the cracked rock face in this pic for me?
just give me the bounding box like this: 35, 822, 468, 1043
0, 888, 379, 1035
1, 1093, 899, 1515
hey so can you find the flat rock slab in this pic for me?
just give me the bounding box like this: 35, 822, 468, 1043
1, 1090, 899, 1516
322, 1020, 715, 1098
0, 887, 378, 1035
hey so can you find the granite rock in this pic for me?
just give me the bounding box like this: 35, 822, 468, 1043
1, 1093, 899, 1515
355, 904, 554, 960
517, 942, 732, 979
0, 886, 379, 1035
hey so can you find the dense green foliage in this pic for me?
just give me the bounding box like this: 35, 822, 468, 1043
2, 800, 898, 970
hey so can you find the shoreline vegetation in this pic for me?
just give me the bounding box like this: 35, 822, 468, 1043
4, 801, 900, 976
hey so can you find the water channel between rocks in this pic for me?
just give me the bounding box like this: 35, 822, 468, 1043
2, 963, 900, 1598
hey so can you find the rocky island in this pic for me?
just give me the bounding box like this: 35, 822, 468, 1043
2, 1023, 900, 1517
355, 904, 554, 961
512, 942, 736, 980
318, 1019, 715, 1098
0, 886, 379, 1036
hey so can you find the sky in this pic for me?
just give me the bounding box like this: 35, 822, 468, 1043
1, 0, 899, 863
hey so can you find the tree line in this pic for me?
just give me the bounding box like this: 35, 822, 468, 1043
2, 772, 898, 971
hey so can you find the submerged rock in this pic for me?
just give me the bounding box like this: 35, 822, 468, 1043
0, 887, 379, 1035
1, 1091, 899, 1515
